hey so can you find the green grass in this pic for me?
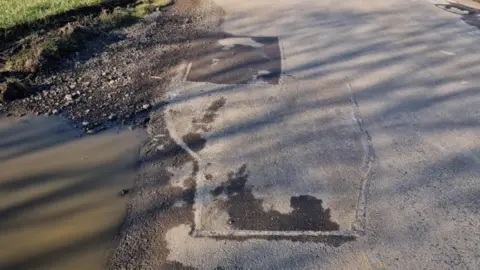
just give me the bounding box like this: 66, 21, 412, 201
0, 0, 102, 30
0, 0, 171, 30
1, 0, 172, 73
133, 0, 172, 17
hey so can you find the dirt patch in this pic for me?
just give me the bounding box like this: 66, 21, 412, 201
3, 21, 101, 74
0, 1, 211, 133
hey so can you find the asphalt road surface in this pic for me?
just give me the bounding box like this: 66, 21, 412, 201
115, 0, 480, 269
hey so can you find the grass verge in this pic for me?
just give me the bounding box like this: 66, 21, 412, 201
0, 0, 171, 31
0, 0, 171, 76
0, 0, 103, 31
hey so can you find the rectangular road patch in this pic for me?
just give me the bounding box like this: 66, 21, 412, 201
187, 34, 281, 85
167, 60, 371, 239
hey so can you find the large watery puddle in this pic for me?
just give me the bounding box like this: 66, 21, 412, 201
0, 116, 146, 270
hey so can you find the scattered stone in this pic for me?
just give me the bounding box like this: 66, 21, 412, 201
1, 3, 204, 140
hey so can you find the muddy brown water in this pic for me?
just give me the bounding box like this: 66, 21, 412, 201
0, 116, 146, 270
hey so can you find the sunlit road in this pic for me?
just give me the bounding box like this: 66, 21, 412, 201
125, 0, 480, 268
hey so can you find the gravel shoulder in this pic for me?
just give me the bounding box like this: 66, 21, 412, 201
0, 0, 216, 134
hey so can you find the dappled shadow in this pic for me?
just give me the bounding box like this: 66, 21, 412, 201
0, 116, 80, 162
125, 0, 480, 268
461, 13, 480, 29
0, 227, 119, 270
434, 2, 480, 29
435, 3, 478, 16
5, 0, 480, 268
109, 108, 355, 270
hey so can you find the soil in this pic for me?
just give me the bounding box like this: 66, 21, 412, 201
0, 0, 218, 134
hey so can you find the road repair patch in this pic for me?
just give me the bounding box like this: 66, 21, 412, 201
166, 60, 372, 238
187, 34, 281, 85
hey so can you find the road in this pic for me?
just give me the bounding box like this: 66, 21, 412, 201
112, 0, 480, 269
